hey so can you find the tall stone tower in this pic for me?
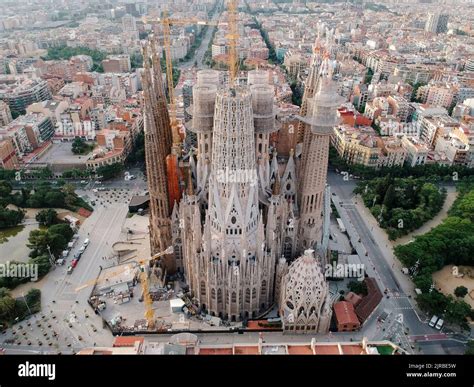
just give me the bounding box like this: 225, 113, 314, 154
191, 69, 220, 202
178, 79, 279, 321
142, 42, 174, 268
297, 58, 344, 253
295, 36, 324, 144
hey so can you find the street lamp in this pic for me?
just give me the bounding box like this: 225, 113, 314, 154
46, 245, 55, 267
22, 293, 32, 316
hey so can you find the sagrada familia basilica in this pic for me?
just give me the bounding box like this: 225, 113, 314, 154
143, 32, 343, 332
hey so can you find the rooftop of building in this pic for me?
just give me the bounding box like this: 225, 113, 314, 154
0, 75, 47, 94
334, 301, 360, 327
334, 125, 380, 148
402, 136, 430, 151
2, 112, 50, 132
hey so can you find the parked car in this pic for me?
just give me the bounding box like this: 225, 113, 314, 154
378, 310, 389, 323
435, 318, 444, 330
71, 259, 78, 268
429, 315, 438, 328
67, 266, 73, 274
78, 246, 85, 254
74, 251, 82, 260
83, 239, 90, 247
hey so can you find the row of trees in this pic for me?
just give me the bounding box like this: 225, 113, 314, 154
61, 169, 91, 179
96, 163, 124, 180
253, 18, 281, 64
183, 25, 209, 62
0, 288, 41, 329
394, 183, 474, 329
28, 223, 74, 259
0, 208, 73, 289
0, 180, 92, 221
0, 206, 25, 229
355, 176, 446, 240
329, 146, 474, 182
0, 181, 25, 229
42, 45, 107, 72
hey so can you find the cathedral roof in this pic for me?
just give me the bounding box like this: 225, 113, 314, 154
280, 249, 329, 321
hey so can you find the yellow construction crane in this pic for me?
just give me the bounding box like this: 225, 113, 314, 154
75, 265, 132, 292
142, 0, 240, 117
142, 14, 220, 146
75, 246, 173, 329
140, 245, 173, 329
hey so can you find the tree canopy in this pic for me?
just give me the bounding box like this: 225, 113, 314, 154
355, 177, 446, 240
35, 209, 58, 226
394, 184, 474, 328
71, 137, 94, 155
27, 223, 73, 259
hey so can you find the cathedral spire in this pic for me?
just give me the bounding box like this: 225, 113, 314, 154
272, 172, 281, 196
143, 39, 175, 271
186, 167, 195, 196
296, 56, 344, 254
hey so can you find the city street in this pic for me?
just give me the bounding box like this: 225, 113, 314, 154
327, 171, 469, 353
177, 0, 223, 70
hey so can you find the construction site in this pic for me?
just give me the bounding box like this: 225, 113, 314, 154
81, 213, 242, 334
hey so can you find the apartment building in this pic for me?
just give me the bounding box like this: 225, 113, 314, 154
401, 136, 430, 167
332, 125, 381, 167
364, 97, 389, 121
434, 132, 470, 166
0, 113, 54, 157
417, 83, 456, 109
0, 100, 12, 126
102, 55, 132, 73
387, 95, 411, 122
419, 114, 459, 147
0, 137, 19, 169
0, 75, 52, 115
86, 129, 130, 170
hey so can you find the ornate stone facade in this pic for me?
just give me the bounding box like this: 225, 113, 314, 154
171, 49, 342, 321
279, 249, 332, 334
